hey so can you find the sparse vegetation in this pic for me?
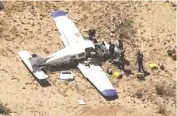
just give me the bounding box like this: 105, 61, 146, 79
155, 83, 175, 97
155, 84, 165, 96
114, 18, 135, 40
135, 91, 143, 99
158, 104, 166, 115
0, 102, 11, 115
0, 26, 3, 32
0, 2, 4, 10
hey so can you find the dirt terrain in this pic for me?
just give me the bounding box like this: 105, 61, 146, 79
0, 1, 176, 116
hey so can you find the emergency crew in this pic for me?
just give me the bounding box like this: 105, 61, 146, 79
118, 39, 123, 50
119, 49, 125, 70
136, 50, 145, 73
108, 42, 115, 62
88, 29, 97, 43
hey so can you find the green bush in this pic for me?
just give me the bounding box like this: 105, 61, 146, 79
158, 104, 166, 115
155, 84, 165, 96
0, 2, 4, 10
114, 18, 135, 40
0, 103, 11, 115
155, 84, 175, 97
135, 91, 143, 99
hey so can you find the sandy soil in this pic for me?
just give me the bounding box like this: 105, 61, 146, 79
0, 1, 176, 116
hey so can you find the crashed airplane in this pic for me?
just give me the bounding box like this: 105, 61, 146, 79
18, 10, 118, 99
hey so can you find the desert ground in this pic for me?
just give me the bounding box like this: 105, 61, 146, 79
0, 1, 176, 116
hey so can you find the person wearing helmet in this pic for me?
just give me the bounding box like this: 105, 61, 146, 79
136, 50, 145, 73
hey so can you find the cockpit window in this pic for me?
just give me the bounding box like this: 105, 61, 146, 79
78, 53, 85, 57
62, 72, 71, 74
71, 56, 76, 59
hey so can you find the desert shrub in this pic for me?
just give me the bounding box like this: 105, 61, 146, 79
0, 27, 3, 33
155, 84, 165, 96
0, 103, 11, 115
0, 2, 4, 10
132, 89, 144, 99
155, 84, 175, 97
135, 91, 143, 99
114, 18, 135, 40
158, 104, 166, 115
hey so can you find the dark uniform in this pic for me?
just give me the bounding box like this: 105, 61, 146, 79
109, 43, 115, 57
137, 51, 145, 73
109, 43, 115, 62
88, 29, 97, 43
119, 50, 125, 70
118, 40, 123, 50
89, 36, 98, 43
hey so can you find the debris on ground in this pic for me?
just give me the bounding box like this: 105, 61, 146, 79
149, 63, 158, 70
107, 67, 113, 75
158, 62, 164, 70
136, 72, 145, 80
59, 70, 74, 81
113, 71, 123, 79
167, 48, 176, 61
77, 99, 86, 105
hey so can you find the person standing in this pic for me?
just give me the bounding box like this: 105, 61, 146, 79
88, 29, 97, 43
108, 42, 115, 62
119, 49, 125, 71
136, 50, 145, 73
118, 40, 123, 50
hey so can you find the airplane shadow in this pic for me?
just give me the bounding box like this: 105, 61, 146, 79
49, 58, 102, 73
21, 60, 51, 87
49, 62, 79, 72
104, 96, 119, 101
36, 79, 51, 87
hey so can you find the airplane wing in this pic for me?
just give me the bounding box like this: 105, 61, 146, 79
51, 10, 117, 97
78, 64, 117, 97
51, 10, 84, 47
18, 50, 48, 80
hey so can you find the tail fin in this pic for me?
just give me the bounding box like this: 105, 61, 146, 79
29, 54, 47, 72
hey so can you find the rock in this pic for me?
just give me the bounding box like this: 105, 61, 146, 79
22, 87, 26, 89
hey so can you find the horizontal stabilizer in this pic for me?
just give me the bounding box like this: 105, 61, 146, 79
29, 54, 48, 72
18, 50, 48, 80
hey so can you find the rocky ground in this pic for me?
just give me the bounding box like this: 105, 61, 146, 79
0, 1, 176, 116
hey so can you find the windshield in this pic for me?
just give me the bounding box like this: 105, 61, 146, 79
62, 72, 71, 74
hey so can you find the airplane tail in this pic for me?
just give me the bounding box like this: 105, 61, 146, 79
29, 54, 48, 73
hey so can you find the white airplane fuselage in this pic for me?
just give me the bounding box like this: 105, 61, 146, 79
44, 39, 95, 66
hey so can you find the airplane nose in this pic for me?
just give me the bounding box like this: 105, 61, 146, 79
101, 89, 117, 97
